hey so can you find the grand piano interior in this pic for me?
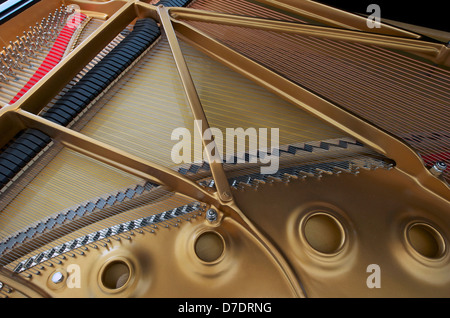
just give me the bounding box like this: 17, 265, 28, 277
0, 0, 449, 298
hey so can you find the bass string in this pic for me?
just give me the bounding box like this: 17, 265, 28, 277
0, 148, 143, 238
188, 0, 306, 23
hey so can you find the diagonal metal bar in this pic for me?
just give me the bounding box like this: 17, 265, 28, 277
13, 108, 219, 206
168, 7, 450, 65
154, 5, 306, 297
157, 5, 233, 203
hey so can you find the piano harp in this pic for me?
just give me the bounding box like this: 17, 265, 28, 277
0, 0, 449, 298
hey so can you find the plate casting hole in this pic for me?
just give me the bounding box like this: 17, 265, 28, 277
303, 213, 345, 254
407, 223, 446, 259
195, 231, 225, 263
101, 260, 131, 290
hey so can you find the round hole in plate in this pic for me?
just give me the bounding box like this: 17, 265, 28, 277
101, 260, 131, 290
194, 231, 225, 263
303, 212, 345, 254
406, 223, 446, 259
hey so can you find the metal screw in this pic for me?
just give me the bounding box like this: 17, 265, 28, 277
51, 272, 64, 284
206, 209, 218, 222
430, 161, 447, 177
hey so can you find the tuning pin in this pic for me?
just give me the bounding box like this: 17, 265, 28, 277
11, 45, 24, 64
52, 26, 58, 40
9, 41, 19, 53
23, 46, 33, 59
4, 62, 15, 77
16, 47, 30, 66
4, 46, 13, 57
31, 31, 43, 51
10, 53, 21, 68
0, 72, 8, 83
57, 8, 65, 26
16, 36, 25, 48
16, 40, 26, 57
40, 18, 46, 30
23, 34, 35, 51
2, 49, 10, 63
10, 57, 20, 70
23, 31, 30, 43
1, 65, 9, 77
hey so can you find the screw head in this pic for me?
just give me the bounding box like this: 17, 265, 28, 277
51, 271, 64, 284
206, 209, 218, 222
435, 161, 447, 171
